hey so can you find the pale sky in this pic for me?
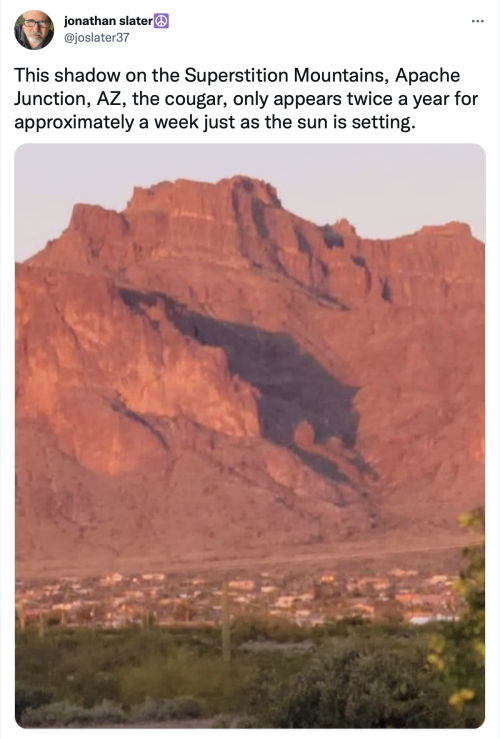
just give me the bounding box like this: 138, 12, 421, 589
15, 144, 485, 261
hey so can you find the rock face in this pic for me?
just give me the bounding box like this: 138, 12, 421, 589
16, 177, 484, 573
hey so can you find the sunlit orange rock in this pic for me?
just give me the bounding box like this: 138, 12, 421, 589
16, 177, 484, 571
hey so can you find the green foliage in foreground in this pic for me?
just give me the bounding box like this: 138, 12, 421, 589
428, 508, 485, 717
22, 700, 126, 728
250, 637, 481, 728
21, 697, 204, 728
129, 696, 204, 723
15, 623, 303, 721
15, 615, 483, 728
15, 687, 52, 724
17, 513, 487, 733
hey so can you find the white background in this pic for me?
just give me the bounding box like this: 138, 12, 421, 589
1, 0, 498, 736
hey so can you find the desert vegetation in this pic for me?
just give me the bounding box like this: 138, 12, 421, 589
16, 510, 485, 728
16, 613, 484, 728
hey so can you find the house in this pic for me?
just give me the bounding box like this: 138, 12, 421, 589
407, 611, 457, 625
352, 603, 375, 616
295, 609, 312, 619
101, 573, 124, 585
409, 614, 432, 625
426, 575, 449, 586
389, 569, 418, 577
297, 592, 315, 602
228, 580, 255, 592
275, 595, 296, 609
234, 595, 250, 604
124, 590, 145, 599
395, 593, 415, 604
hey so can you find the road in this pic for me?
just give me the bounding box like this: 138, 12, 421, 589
17, 536, 479, 579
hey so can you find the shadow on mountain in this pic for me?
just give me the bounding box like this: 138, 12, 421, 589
120, 288, 374, 486
291, 445, 351, 489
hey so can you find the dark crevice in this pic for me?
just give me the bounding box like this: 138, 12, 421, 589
251, 198, 270, 240
294, 226, 313, 256
298, 284, 349, 311
110, 398, 169, 450
348, 449, 380, 481
231, 189, 248, 259
239, 178, 254, 193
119, 290, 161, 331
381, 277, 392, 303
321, 225, 344, 249
351, 255, 366, 268
291, 445, 350, 489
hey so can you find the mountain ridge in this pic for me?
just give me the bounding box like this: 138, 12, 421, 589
16, 177, 484, 573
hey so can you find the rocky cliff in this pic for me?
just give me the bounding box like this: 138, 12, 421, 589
15, 177, 484, 573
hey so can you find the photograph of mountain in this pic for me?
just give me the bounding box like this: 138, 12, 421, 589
15, 145, 485, 728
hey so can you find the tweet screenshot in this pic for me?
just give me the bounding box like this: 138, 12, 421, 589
1, 0, 498, 734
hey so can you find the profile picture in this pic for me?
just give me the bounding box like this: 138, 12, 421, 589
14, 10, 54, 49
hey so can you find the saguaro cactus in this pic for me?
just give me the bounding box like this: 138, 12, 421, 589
222, 581, 231, 663
38, 612, 46, 638
17, 601, 26, 632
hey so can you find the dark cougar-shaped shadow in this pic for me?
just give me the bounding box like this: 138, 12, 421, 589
120, 289, 373, 486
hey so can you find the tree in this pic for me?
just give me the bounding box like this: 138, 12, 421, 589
251, 639, 456, 728
428, 508, 484, 721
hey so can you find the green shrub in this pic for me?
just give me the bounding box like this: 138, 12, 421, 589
130, 696, 204, 723
428, 509, 485, 724
15, 686, 52, 724
251, 640, 463, 728
22, 702, 90, 727
21, 700, 126, 727
119, 647, 254, 714
231, 614, 306, 644
87, 700, 127, 725
129, 698, 172, 723
170, 696, 205, 719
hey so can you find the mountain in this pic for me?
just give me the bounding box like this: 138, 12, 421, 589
15, 177, 484, 574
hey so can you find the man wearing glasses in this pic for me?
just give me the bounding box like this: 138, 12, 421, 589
14, 10, 53, 49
